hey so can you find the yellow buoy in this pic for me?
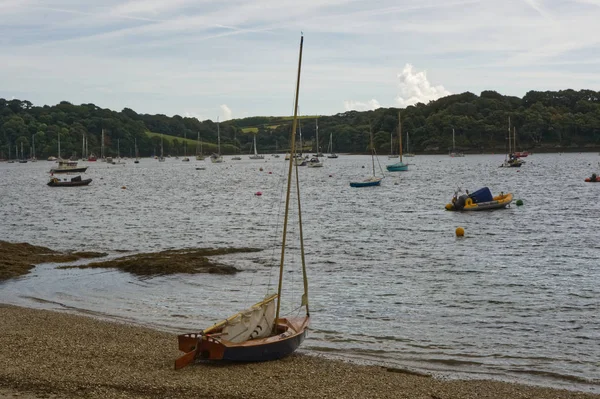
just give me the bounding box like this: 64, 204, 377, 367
455, 227, 465, 237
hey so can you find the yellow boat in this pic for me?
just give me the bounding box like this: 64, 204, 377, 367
446, 188, 513, 211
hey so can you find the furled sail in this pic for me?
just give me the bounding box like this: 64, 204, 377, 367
221, 299, 275, 343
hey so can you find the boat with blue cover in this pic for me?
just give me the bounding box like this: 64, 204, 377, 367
446, 187, 513, 211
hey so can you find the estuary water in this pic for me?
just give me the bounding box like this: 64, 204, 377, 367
0, 153, 599, 392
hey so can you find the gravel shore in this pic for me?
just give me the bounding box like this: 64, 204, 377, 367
0, 305, 597, 399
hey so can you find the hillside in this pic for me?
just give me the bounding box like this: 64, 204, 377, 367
1, 89, 599, 159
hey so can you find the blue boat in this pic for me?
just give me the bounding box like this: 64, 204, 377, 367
386, 111, 409, 172
350, 176, 383, 188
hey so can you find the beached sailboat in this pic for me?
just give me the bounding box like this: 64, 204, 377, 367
327, 133, 338, 159
449, 128, 464, 157
175, 35, 310, 369
350, 125, 384, 187
249, 134, 264, 159
386, 111, 409, 172
210, 118, 224, 163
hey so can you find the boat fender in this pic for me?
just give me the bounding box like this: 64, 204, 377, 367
465, 198, 473, 207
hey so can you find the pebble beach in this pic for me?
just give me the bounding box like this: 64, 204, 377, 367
1, 305, 598, 399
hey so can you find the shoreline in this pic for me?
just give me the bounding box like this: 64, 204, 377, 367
0, 305, 597, 399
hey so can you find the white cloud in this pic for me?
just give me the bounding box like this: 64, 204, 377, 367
343, 99, 381, 112
395, 64, 450, 107
220, 104, 232, 121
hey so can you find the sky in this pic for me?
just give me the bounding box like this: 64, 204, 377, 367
1, 0, 599, 121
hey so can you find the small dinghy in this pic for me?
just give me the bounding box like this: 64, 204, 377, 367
585, 173, 600, 182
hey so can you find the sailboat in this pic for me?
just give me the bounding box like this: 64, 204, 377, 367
449, 128, 464, 157
404, 131, 415, 157
113, 139, 126, 164
294, 123, 307, 166
134, 138, 140, 163
273, 140, 280, 158
249, 134, 264, 159
18, 142, 27, 163
31, 135, 37, 162
350, 125, 384, 187
182, 132, 190, 162
175, 34, 310, 369
314, 119, 324, 157
100, 129, 106, 162
386, 111, 409, 171
7, 142, 14, 163
327, 133, 338, 158
387, 132, 398, 159
158, 134, 165, 162
196, 132, 205, 161
210, 118, 224, 163
500, 116, 522, 168
232, 129, 242, 160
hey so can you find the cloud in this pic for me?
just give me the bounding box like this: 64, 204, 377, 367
343, 99, 381, 112
395, 64, 450, 107
220, 104, 232, 121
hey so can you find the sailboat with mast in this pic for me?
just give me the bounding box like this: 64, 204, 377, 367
158, 134, 165, 162
232, 130, 242, 160
386, 111, 409, 171
249, 134, 264, 159
350, 125, 384, 187
182, 132, 190, 162
210, 118, 224, 163
134, 138, 140, 163
196, 132, 205, 160
314, 118, 324, 157
175, 34, 310, 369
388, 132, 398, 159
404, 131, 415, 157
449, 128, 464, 157
500, 116, 522, 168
327, 132, 338, 158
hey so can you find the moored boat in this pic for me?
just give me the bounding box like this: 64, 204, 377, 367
47, 175, 92, 187
585, 173, 599, 182
445, 187, 513, 211
50, 159, 88, 174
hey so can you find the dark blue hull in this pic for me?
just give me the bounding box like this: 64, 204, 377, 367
222, 328, 307, 362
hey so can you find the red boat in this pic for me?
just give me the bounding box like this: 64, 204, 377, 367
514, 151, 529, 158
88, 154, 97, 161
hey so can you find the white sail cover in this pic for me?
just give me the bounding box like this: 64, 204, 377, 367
221, 300, 275, 343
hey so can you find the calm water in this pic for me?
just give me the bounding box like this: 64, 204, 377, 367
1, 153, 599, 392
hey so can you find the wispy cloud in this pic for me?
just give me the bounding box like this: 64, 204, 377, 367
0, 0, 598, 118
220, 104, 233, 121
344, 99, 381, 112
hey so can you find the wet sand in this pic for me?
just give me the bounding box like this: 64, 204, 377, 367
0, 305, 597, 399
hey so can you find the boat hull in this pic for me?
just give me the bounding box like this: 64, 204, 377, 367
47, 178, 92, 187
350, 178, 382, 188
50, 167, 88, 174
175, 316, 309, 368
446, 193, 513, 211
386, 162, 408, 172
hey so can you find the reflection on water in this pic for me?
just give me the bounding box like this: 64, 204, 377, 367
1, 153, 599, 392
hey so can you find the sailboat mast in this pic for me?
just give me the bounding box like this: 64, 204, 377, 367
513, 126, 517, 154
58, 131, 61, 159
82, 134, 85, 160
101, 129, 104, 159
370, 124, 375, 177
217, 117, 221, 155
276, 34, 308, 323
398, 111, 403, 163
32, 136, 35, 159
508, 116, 511, 154
315, 118, 319, 154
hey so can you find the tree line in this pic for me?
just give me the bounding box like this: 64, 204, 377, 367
1, 89, 599, 160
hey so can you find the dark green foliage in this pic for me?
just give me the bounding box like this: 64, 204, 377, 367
1, 89, 599, 159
